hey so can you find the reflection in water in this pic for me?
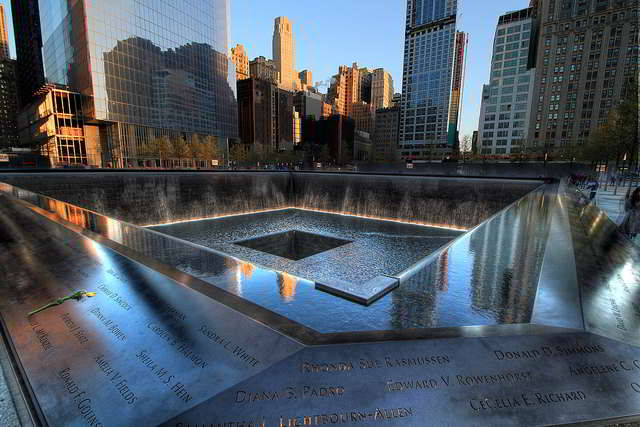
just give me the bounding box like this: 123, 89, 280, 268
224, 259, 257, 297
468, 191, 549, 323
278, 272, 298, 302
391, 259, 440, 328
389, 187, 551, 329
438, 252, 449, 292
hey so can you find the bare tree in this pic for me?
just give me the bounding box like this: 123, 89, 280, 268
459, 134, 472, 162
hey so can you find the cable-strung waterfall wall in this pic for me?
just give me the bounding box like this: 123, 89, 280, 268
0, 172, 541, 229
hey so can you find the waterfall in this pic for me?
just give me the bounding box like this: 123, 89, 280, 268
0, 172, 540, 229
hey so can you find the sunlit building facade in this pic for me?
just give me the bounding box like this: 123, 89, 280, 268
250, 56, 280, 84
273, 16, 296, 91
17, 86, 101, 166
298, 70, 312, 91
37, 0, 237, 166
231, 44, 250, 81
371, 68, 394, 110
327, 63, 393, 124
0, 5, 9, 59
327, 63, 364, 117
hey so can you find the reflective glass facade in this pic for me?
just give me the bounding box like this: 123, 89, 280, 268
39, 0, 237, 143
400, 0, 459, 160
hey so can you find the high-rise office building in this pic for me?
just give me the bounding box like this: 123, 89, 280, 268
0, 5, 9, 59
10, 0, 45, 108
477, 8, 536, 158
528, 0, 638, 158
371, 68, 394, 110
0, 59, 17, 147
273, 16, 296, 91
231, 44, 250, 81
399, 0, 462, 160
35, 0, 237, 167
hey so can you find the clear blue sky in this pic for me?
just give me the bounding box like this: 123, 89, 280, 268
0, 0, 531, 137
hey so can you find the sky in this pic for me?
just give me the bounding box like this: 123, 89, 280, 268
0, 0, 531, 138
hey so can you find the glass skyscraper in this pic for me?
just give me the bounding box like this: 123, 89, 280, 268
399, 0, 461, 160
37, 0, 237, 165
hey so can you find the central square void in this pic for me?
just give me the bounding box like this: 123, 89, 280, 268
234, 230, 351, 261
150, 208, 463, 286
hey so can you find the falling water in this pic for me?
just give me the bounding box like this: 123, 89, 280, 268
0, 172, 540, 229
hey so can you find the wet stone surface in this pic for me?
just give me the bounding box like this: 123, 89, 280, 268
150, 209, 462, 285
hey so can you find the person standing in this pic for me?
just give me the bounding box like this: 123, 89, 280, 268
621, 187, 640, 241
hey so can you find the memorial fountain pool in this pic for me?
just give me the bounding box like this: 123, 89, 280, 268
0, 171, 639, 426
0, 172, 546, 332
